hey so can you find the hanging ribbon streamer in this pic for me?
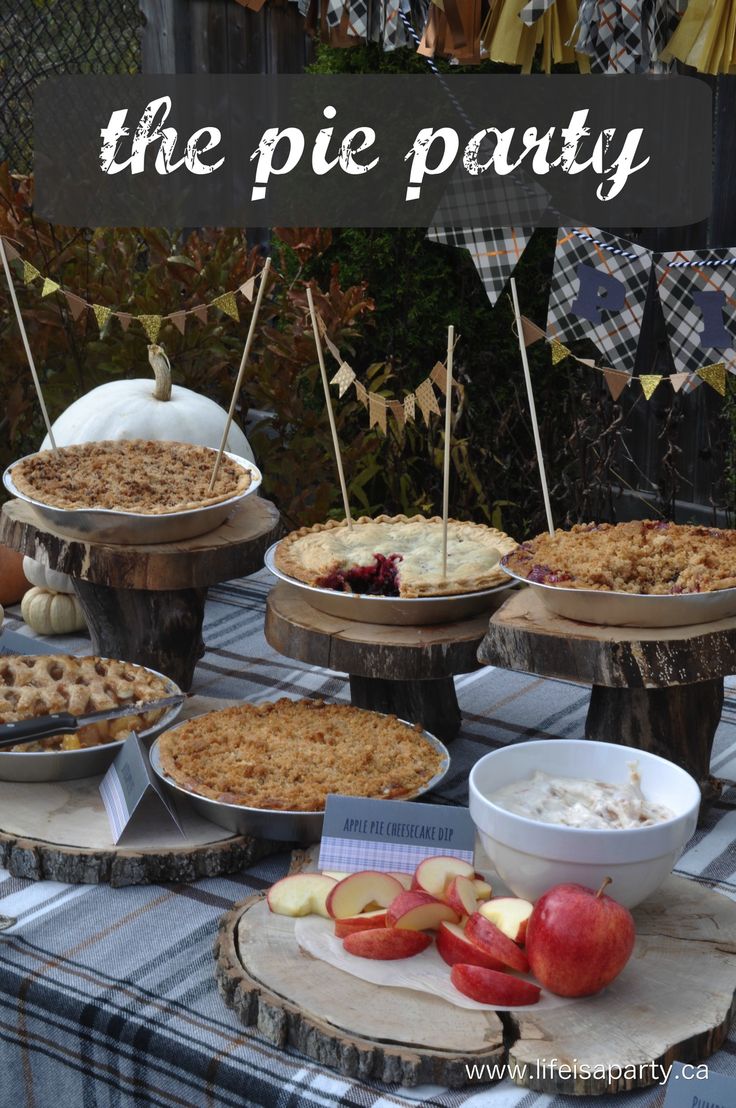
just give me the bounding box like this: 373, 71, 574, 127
660, 0, 736, 74
482, 0, 583, 73
569, 0, 682, 73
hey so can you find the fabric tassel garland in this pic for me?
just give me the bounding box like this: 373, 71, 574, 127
570, 0, 683, 73
660, 0, 736, 74
481, 0, 582, 73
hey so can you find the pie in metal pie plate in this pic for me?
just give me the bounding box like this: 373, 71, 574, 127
500, 565, 736, 628
0, 664, 183, 783
3, 450, 262, 544
148, 719, 450, 842
264, 544, 515, 626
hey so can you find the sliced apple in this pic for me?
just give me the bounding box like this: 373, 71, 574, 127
465, 912, 530, 973
473, 879, 493, 901
386, 890, 459, 931
479, 897, 533, 944
266, 873, 337, 918
343, 928, 432, 960
322, 870, 350, 881
436, 922, 508, 970
451, 964, 540, 1006
412, 856, 476, 898
444, 875, 478, 918
326, 871, 405, 920
334, 909, 388, 939
389, 872, 413, 890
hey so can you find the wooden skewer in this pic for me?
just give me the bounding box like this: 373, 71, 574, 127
442, 324, 455, 578
0, 236, 58, 452
510, 277, 554, 536
208, 256, 272, 492
306, 285, 352, 530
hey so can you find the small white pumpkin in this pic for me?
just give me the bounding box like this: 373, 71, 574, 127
23, 556, 75, 594
21, 588, 87, 635
41, 345, 255, 461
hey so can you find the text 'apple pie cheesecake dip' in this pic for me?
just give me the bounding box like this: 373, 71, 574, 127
488, 763, 674, 829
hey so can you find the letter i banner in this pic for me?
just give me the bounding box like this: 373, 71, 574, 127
546, 227, 653, 370
654, 248, 736, 387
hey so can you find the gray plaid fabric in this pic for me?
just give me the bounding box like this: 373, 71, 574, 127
326, 0, 346, 29
571, 0, 679, 73
655, 248, 736, 377
428, 223, 535, 307
1, 571, 735, 1107
519, 0, 557, 28
547, 226, 652, 369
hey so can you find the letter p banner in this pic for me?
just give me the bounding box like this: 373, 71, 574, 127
571, 263, 626, 324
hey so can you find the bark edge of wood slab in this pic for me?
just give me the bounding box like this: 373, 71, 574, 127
214, 877, 736, 1093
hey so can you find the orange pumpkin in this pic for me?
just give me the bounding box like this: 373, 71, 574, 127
0, 544, 31, 605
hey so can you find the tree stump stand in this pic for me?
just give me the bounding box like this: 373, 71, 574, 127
0, 497, 281, 690
265, 583, 507, 741
478, 588, 736, 807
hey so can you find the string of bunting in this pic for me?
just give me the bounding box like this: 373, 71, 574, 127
0, 237, 258, 344
317, 314, 458, 433
520, 314, 729, 401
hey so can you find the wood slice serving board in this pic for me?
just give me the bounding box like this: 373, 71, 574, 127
0, 697, 280, 886
214, 877, 736, 1094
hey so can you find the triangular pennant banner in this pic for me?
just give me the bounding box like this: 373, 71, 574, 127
404, 393, 416, 423
169, 310, 187, 335
330, 362, 356, 398
669, 372, 689, 393
23, 261, 41, 285
640, 374, 663, 401
354, 381, 368, 408
239, 276, 256, 302
138, 314, 163, 343
116, 312, 133, 332
550, 339, 570, 366
41, 278, 60, 297
696, 362, 727, 396
415, 378, 441, 425
368, 393, 387, 434
603, 369, 630, 401
324, 334, 342, 364
92, 304, 113, 331
656, 250, 736, 377
192, 305, 209, 326
213, 292, 239, 322
1, 239, 20, 262
64, 291, 88, 320
520, 316, 547, 346
389, 400, 405, 428
430, 362, 447, 394
428, 221, 535, 309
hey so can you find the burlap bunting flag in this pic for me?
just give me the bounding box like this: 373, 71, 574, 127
138, 314, 163, 343
415, 378, 441, 425
696, 362, 727, 396
389, 399, 405, 428
640, 374, 663, 401
404, 393, 416, 423
213, 292, 239, 322
603, 369, 630, 401
368, 393, 387, 433
92, 304, 113, 331
169, 311, 187, 335
41, 278, 60, 297
330, 362, 356, 398
430, 362, 447, 394
354, 381, 368, 407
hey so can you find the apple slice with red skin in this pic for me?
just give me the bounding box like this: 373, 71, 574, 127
451, 964, 541, 1006
326, 871, 405, 919
436, 922, 509, 970
444, 876, 479, 918
465, 913, 530, 973
479, 897, 534, 944
473, 879, 493, 901
266, 874, 337, 918
412, 856, 476, 897
343, 928, 432, 960
386, 890, 459, 931
334, 909, 388, 939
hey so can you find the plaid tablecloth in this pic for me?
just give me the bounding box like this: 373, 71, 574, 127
1, 571, 735, 1108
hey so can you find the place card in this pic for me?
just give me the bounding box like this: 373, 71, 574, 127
663, 1063, 736, 1108
100, 733, 184, 845
318, 795, 475, 874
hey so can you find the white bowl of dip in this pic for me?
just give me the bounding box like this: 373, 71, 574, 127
468, 740, 700, 908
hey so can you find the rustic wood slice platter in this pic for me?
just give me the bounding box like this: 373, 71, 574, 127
478, 588, 736, 808
214, 875, 736, 1094
0, 697, 282, 886
0, 496, 282, 689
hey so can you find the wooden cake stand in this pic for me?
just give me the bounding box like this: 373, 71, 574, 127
478, 588, 736, 804
0, 496, 281, 689
265, 583, 508, 740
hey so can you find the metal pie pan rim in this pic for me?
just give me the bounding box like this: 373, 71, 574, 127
148, 711, 451, 818
499, 563, 736, 605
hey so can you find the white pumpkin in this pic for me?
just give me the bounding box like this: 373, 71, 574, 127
23, 556, 75, 594
21, 588, 87, 635
41, 345, 255, 462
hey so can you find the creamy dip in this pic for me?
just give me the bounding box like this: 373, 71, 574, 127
489, 763, 674, 829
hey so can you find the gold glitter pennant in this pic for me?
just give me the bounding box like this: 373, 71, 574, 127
520, 316, 547, 346
213, 292, 239, 322
92, 304, 113, 331
696, 362, 726, 396
41, 278, 60, 297
639, 374, 663, 401
368, 393, 387, 434
138, 314, 163, 343
330, 362, 356, 398
354, 381, 368, 408
404, 393, 416, 423
22, 261, 41, 285
239, 276, 256, 302
169, 310, 187, 335
430, 362, 447, 394
669, 372, 689, 393
415, 378, 441, 425
550, 339, 571, 366
603, 369, 630, 401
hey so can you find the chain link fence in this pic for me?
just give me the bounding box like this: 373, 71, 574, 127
0, 0, 143, 174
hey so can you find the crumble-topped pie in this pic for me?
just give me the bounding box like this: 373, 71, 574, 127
0, 655, 174, 752
502, 520, 736, 595
157, 698, 444, 810
274, 515, 517, 597
10, 440, 252, 514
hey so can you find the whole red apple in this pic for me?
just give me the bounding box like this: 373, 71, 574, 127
525, 879, 635, 998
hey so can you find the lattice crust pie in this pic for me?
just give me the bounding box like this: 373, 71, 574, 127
0, 655, 174, 752
502, 521, 736, 595
158, 698, 444, 810
10, 440, 252, 514
274, 515, 517, 597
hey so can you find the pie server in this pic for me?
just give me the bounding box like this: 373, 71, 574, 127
0, 694, 185, 750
